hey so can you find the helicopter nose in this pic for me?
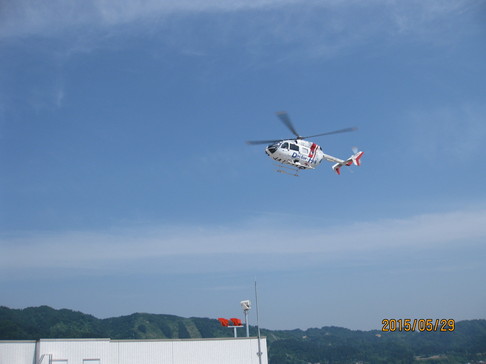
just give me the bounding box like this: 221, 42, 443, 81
266, 144, 278, 154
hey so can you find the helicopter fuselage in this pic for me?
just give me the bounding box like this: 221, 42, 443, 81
248, 111, 363, 175
265, 139, 324, 169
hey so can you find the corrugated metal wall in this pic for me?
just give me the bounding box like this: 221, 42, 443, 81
114, 340, 173, 364
39, 339, 111, 363
0, 341, 36, 364
0, 337, 268, 364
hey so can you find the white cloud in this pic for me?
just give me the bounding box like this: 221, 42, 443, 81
1, 207, 485, 275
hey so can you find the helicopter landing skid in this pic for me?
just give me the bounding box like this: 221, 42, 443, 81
273, 163, 300, 177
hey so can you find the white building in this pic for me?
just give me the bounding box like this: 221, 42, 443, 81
0, 337, 268, 364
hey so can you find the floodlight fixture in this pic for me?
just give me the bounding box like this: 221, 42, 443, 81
240, 300, 251, 311
240, 300, 251, 337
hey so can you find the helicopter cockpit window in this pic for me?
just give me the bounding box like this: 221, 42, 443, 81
290, 144, 299, 151
281, 142, 289, 149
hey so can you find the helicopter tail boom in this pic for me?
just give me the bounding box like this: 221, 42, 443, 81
331, 150, 364, 175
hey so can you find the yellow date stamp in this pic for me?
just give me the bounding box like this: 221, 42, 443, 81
382, 319, 455, 332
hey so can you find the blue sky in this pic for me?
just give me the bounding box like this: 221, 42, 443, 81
1, 0, 485, 331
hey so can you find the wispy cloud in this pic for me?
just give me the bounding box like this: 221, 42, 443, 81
1, 0, 479, 50
2, 207, 485, 276
0, 0, 293, 39
406, 103, 486, 162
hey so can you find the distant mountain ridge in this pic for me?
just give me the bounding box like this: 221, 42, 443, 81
1, 306, 485, 364
0, 305, 232, 340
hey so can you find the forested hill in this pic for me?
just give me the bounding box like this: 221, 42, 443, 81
0, 305, 232, 340
1, 306, 485, 364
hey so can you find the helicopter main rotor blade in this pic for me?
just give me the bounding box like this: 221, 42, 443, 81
246, 139, 283, 145
276, 111, 301, 139
302, 127, 357, 139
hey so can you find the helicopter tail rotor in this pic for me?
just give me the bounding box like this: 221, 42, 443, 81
351, 147, 364, 166
351, 149, 364, 166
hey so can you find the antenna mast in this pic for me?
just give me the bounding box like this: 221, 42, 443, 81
255, 280, 262, 364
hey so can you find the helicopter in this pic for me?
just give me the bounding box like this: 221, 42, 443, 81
247, 111, 364, 176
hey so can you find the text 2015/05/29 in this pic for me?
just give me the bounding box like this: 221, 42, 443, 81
382, 319, 455, 332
